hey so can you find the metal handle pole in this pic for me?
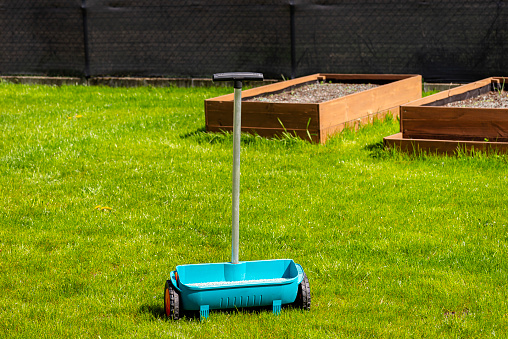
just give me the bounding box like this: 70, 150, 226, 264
211, 73, 263, 265
231, 83, 242, 264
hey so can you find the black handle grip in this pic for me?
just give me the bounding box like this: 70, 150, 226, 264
212, 72, 264, 82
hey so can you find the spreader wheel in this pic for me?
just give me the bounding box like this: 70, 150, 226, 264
164, 280, 181, 320
293, 273, 311, 310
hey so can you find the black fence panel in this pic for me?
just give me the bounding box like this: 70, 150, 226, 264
0, 0, 85, 76
0, 0, 507, 82
85, 0, 291, 78
293, 0, 508, 83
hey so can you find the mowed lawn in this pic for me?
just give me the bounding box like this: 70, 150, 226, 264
0, 82, 507, 338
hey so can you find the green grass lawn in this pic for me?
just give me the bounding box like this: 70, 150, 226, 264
1, 82, 507, 338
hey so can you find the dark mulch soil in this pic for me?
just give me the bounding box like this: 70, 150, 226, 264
444, 91, 508, 108
244, 83, 379, 104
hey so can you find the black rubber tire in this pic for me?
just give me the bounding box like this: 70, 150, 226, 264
164, 279, 181, 320
293, 273, 311, 310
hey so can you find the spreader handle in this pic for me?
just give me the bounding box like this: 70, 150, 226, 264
213, 72, 264, 89
213, 72, 264, 82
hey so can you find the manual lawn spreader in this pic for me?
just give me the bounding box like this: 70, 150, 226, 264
164, 72, 311, 320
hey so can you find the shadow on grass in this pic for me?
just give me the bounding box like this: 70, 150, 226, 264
180, 306, 276, 321
179, 127, 206, 139
363, 140, 390, 159
139, 302, 295, 322
180, 127, 311, 149
139, 303, 165, 320
179, 127, 232, 145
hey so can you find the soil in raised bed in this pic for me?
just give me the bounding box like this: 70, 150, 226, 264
244, 82, 379, 104
444, 91, 508, 108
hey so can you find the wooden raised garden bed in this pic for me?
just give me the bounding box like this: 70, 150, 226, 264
205, 74, 422, 144
384, 77, 508, 154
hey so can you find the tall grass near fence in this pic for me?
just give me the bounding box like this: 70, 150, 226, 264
0, 82, 507, 338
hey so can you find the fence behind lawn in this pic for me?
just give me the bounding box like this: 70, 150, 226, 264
1, 0, 506, 82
